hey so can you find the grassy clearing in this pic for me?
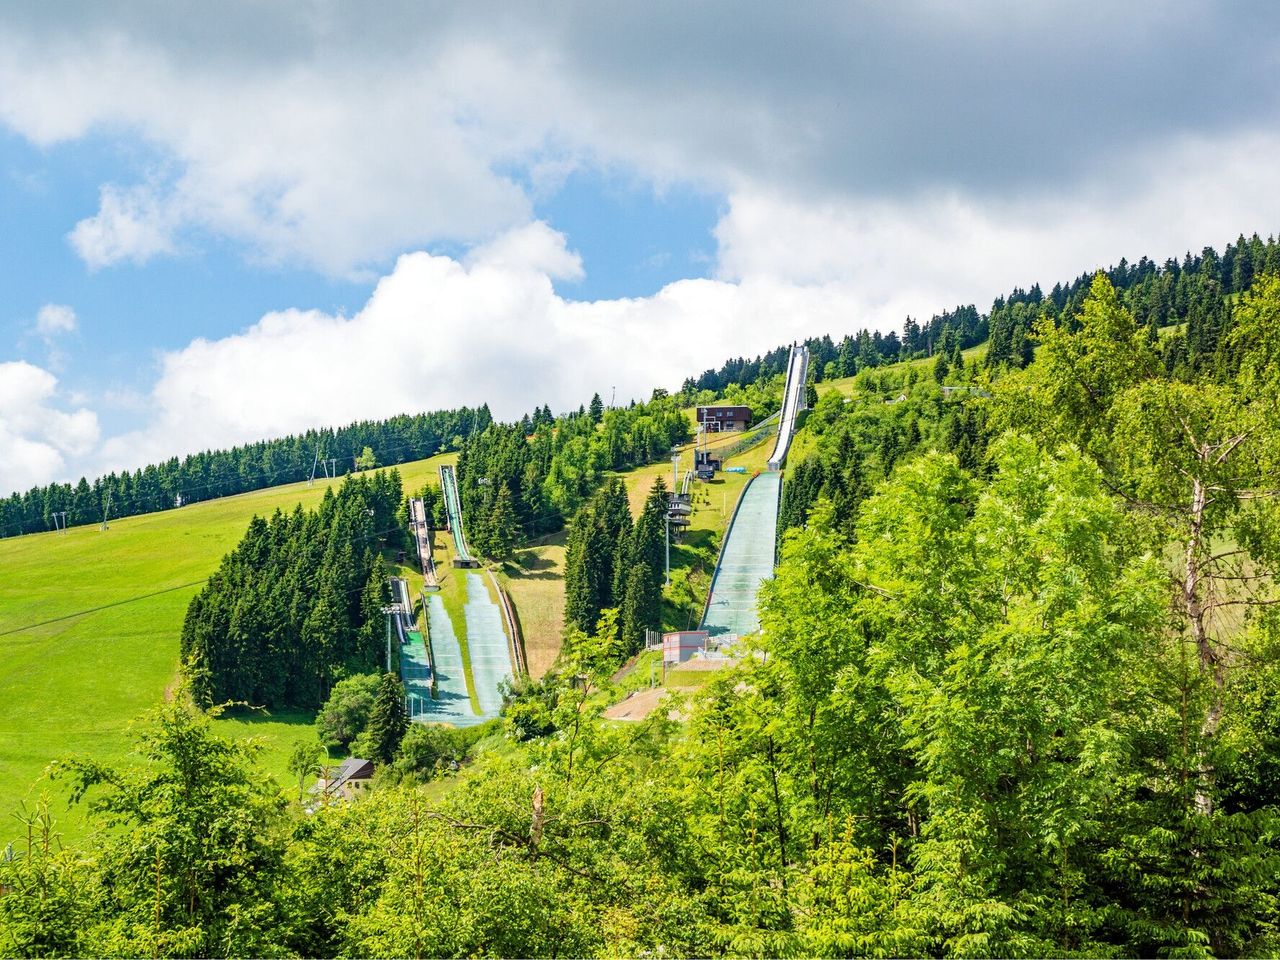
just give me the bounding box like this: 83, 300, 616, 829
499, 531, 566, 678
817, 342, 991, 400
0, 451, 456, 840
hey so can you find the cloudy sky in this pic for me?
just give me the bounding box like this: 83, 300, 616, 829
2, 1, 1279, 495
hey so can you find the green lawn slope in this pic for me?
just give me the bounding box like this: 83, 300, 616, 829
0, 452, 455, 839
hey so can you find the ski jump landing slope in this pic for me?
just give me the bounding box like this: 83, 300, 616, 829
700, 343, 807, 639
412, 465, 514, 725
698, 471, 782, 639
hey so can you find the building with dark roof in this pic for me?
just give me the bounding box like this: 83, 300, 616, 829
696, 405, 753, 432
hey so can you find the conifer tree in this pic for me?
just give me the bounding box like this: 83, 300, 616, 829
620, 561, 660, 651
366, 672, 408, 765
486, 483, 520, 562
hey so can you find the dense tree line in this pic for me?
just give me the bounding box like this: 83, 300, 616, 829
180, 470, 403, 710
680, 233, 1280, 398
778, 380, 989, 536
0, 406, 488, 538
562, 477, 667, 650
680, 305, 988, 399
987, 233, 1280, 374
455, 392, 690, 558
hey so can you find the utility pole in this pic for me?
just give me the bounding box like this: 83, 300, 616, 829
52, 511, 68, 534
664, 515, 670, 589
308, 448, 320, 486
100, 491, 112, 531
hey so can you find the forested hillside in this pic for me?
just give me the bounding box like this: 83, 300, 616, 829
180, 470, 402, 709
454, 391, 690, 553
687, 231, 1280, 396
0, 407, 487, 537
4, 242, 1280, 958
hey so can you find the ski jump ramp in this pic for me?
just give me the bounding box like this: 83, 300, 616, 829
439, 464, 479, 567
701, 343, 808, 639
767, 343, 809, 470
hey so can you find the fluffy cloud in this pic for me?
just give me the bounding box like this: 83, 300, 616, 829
716, 129, 1280, 323
4, 3, 1280, 491
0, 3, 1277, 275
34, 304, 77, 336
0, 362, 100, 494
94, 223, 859, 473
69, 185, 176, 269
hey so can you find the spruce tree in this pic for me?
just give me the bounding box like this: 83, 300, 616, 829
620, 561, 660, 651
631, 478, 668, 597
486, 483, 520, 562
366, 672, 408, 765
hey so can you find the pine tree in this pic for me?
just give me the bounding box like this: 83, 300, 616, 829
933, 351, 950, 383
366, 672, 408, 765
486, 483, 520, 562
631, 478, 668, 600
620, 561, 660, 651
589, 392, 604, 423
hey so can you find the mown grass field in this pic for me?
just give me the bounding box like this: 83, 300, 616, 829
0, 451, 455, 841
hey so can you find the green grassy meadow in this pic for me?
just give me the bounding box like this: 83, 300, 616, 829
0, 452, 454, 840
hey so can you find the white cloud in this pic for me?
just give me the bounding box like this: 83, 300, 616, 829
0, 361, 100, 494
69, 184, 176, 268
715, 130, 1280, 329
35, 303, 77, 336
0, 4, 1276, 275
93, 222, 859, 473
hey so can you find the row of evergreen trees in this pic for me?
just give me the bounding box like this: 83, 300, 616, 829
562, 478, 669, 652
1, 407, 488, 538
779, 385, 989, 538
180, 470, 403, 710
985, 233, 1280, 373
681, 232, 1280, 398
455, 393, 691, 558
680, 305, 989, 399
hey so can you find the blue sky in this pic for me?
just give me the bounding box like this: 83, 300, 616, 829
1, 2, 1278, 495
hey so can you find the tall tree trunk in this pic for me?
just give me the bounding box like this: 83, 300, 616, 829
1182, 473, 1225, 815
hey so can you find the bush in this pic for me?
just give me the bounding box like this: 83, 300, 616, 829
316, 673, 380, 749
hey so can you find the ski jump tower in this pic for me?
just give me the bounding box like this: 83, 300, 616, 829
767, 343, 810, 471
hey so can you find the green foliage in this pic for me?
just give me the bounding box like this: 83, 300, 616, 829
456, 391, 690, 558
390, 721, 496, 783
316, 672, 380, 748
0, 800, 91, 958
180, 471, 401, 709
42, 695, 292, 957
365, 673, 409, 765
2, 405, 487, 537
